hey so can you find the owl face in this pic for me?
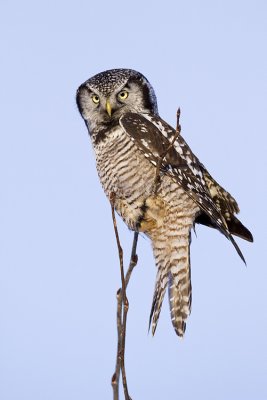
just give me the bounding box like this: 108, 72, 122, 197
76, 69, 158, 136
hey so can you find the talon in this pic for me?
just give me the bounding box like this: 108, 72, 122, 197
109, 191, 116, 204
139, 218, 157, 232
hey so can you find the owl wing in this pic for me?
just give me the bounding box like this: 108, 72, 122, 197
156, 115, 253, 242
119, 112, 246, 262
196, 168, 253, 242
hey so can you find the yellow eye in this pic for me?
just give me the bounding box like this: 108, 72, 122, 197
92, 94, 100, 104
118, 90, 128, 101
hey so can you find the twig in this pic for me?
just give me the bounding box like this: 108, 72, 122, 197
111, 290, 122, 400
110, 108, 180, 398
125, 233, 138, 288
176, 107, 181, 133
110, 192, 139, 400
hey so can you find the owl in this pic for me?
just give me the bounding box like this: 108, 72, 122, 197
76, 69, 253, 337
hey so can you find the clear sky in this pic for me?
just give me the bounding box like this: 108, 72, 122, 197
0, 1, 266, 399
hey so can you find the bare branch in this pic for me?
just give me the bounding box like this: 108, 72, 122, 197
176, 107, 181, 133
110, 108, 180, 398
110, 192, 138, 400
125, 233, 138, 288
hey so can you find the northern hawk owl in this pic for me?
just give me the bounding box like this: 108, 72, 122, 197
76, 69, 253, 337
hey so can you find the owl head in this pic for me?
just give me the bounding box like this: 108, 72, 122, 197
76, 69, 158, 136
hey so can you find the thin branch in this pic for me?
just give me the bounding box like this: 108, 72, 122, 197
120, 232, 138, 400
110, 108, 180, 398
125, 232, 138, 288
176, 107, 181, 133
111, 288, 122, 400
110, 192, 138, 400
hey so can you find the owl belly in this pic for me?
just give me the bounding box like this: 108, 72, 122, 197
94, 127, 156, 230
94, 127, 199, 234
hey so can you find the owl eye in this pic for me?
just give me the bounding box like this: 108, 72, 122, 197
92, 94, 100, 104
117, 90, 129, 101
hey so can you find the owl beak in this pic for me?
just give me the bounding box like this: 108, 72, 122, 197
106, 99, 112, 117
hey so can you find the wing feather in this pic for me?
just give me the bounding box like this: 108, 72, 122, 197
120, 112, 247, 262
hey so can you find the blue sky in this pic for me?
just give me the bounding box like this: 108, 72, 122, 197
0, 1, 266, 399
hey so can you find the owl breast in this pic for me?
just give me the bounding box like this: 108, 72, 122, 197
93, 126, 156, 230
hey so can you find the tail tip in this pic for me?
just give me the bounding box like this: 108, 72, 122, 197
173, 320, 186, 338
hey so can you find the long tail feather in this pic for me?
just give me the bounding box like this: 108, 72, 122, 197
149, 225, 193, 337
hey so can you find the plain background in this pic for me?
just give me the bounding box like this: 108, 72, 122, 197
0, 1, 266, 399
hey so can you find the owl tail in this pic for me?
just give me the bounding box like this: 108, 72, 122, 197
149, 228, 192, 337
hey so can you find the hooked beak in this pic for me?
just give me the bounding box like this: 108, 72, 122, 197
106, 99, 112, 117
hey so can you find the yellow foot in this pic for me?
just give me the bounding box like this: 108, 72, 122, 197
139, 196, 166, 232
